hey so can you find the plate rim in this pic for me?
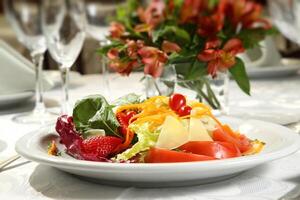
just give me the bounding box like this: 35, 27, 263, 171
15, 117, 300, 171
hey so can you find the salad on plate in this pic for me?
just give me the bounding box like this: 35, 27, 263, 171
49, 93, 265, 163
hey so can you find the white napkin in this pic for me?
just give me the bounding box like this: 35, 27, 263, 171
0, 40, 53, 95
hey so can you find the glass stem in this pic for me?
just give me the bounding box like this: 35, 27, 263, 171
31, 53, 46, 114
60, 67, 70, 114
101, 56, 110, 97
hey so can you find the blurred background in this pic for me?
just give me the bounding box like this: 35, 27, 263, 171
0, 0, 299, 75
0, 0, 127, 74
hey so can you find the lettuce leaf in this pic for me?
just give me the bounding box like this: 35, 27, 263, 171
112, 93, 141, 106
116, 123, 160, 161
72, 95, 120, 138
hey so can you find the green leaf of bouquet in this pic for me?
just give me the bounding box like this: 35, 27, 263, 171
229, 58, 251, 95
184, 60, 207, 80
237, 28, 278, 49
168, 51, 196, 64
152, 25, 191, 45
208, 0, 219, 9
97, 40, 124, 55
265, 27, 280, 35
113, 0, 141, 31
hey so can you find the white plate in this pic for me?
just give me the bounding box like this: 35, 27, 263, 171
246, 58, 300, 79
246, 59, 300, 79
15, 117, 300, 187
0, 91, 34, 107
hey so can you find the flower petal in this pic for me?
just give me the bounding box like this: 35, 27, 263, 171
139, 0, 165, 28
144, 61, 164, 78
107, 48, 119, 60
138, 46, 167, 65
134, 24, 153, 33
223, 38, 244, 55
205, 38, 221, 49
109, 22, 125, 38
207, 60, 219, 78
109, 60, 139, 76
180, 0, 204, 23
197, 49, 218, 62
162, 40, 181, 54
219, 52, 236, 69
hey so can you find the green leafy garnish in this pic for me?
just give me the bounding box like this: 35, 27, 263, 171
72, 95, 120, 138
116, 123, 160, 161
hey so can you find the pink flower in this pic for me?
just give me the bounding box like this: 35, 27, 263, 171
180, 0, 205, 23
137, 0, 166, 30
109, 60, 139, 76
107, 47, 139, 76
107, 48, 119, 60
224, 0, 271, 29
109, 22, 125, 39
162, 40, 181, 54
197, 12, 224, 37
126, 40, 145, 59
138, 46, 168, 78
197, 38, 245, 77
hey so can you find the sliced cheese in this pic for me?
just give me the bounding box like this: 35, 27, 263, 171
156, 116, 189, 149
188, 108, 213, 141
189, 117, 213, 141
200, 116, 218, 132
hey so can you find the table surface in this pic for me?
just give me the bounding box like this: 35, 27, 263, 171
1, 73, 300, 200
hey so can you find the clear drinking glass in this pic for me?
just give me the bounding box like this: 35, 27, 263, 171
83, 0, 126, 96
42, 0, 86, 114
84, 0, 125, 41
268, 0, 300, 133
4, 0, 57, 124
268, 0, 300, 45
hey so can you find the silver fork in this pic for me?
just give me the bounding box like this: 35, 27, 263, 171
0, 155, 21, 171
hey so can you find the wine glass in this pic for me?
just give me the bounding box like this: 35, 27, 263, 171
84, 0, 125, 41
4, 0, 57, 124
268, 0, 300, 133
42, 0, 86, 114
268, 0, 300, 44
84, 0, 126, 97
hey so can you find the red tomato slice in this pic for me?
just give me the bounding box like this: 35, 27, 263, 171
179, 141, 241, 159
177, 105, 192, 117
212, 125, 252, 153
145, 147, 215, 163
169, 93, 186, 111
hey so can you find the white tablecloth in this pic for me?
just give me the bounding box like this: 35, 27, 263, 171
1, 74, 300, 200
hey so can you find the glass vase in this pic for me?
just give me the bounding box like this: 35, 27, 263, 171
144, 65, 230, 115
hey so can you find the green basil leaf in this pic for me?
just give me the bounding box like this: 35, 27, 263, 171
73, 95, 120, 138
229, 58, 251, 95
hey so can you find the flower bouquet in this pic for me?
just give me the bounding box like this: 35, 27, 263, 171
98, 0, 276, 109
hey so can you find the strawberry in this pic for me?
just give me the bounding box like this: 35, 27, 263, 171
55, 115, 123, 162
82, 136, 122, 159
